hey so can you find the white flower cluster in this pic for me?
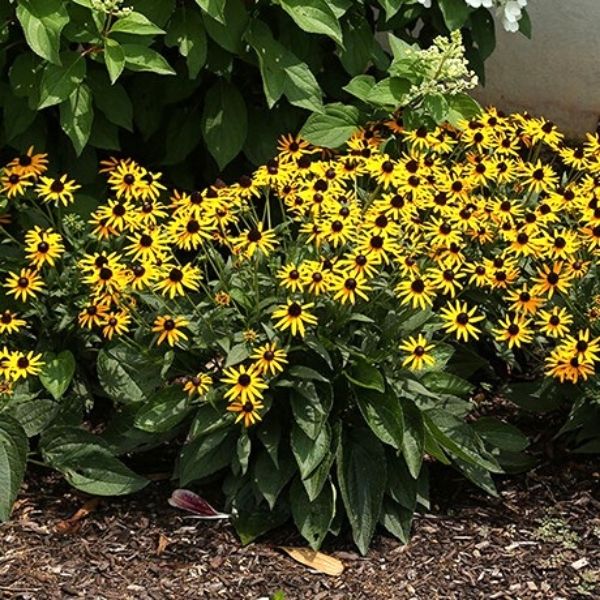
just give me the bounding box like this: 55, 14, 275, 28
465, 0, 528, 32
405, 30, 479, 103
90, 0, 133, 17
415, 0, 528, 33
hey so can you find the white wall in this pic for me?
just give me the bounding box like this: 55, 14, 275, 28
474, 0, 600, 138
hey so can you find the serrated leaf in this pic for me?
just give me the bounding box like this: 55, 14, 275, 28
0, 414, 28, 521
356, 388, 404, 450
337, 427, 386, 555
290, 479, 336, 550
110, 11, 165, 36
39, 351, 76, 401
201, 79, 247, 170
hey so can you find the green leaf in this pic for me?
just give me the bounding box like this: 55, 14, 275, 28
254, 447, 295, 509
165, 8, 207, 79
439, 0, 473, 30
470, 7, 496, 61
425, 410, 502, 473
134, 386, 191, 433
179, 430, 236, 485
446, 93, 482, 126
337, 427, 386, 555
287, 365, 329, 383
401, 397, 425, 478
38, 52, 87, 109
16, 0, 69, 65
423, 93, 450, 124
377, 0, 407, 21
1, 396, 58, 437
290, 478, 335, 550
225, 343, 250, 368
345, 356, 385, 393
97, 343, 164, 404
59, 84, 93, 155
189, 401, 235, 438
195, 0, 226, 23
472, 418, 529, 453
245, 20, 322, 112
519, 9, 532, 39
104, 39, 125, 84
386, 454, 417, 510
233, 500, 289, 545
356, 387, 404, 450
421, 371, 473, 397
291, 422, 330, 479
339, 15, 373, 76
380, 497, 412, 544
290, 381, 330, 440
235, 432, 251, 476
41, 427, 148, 495
201, 79, 247, 170
109, 11, 165, 36
343, 74, 376, 103
302, 421, 339, 501
3, 94, 37, 141
88, 74, 132, 131
366, 77, 410, 107
0, 414, 28, 522
300, 102, 359, 148
278, 0, 343, 45
9, 53, 40, 100
39, 351, 76, 401
203, 0, 248, 53
121, 43, 175, 75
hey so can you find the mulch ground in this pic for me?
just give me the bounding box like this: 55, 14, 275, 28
1, 455, 598, 600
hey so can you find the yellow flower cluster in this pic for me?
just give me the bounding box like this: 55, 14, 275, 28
2, 107, 600, 422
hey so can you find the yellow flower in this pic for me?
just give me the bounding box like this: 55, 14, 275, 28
0, 168, 33, 197
272, 300, 318, 338
183, 373, 212, 397
221, 365, 268, 404
24, 226, 65, 268
399, 334, 436, 371
227, 397, 265, 427
251, 342, 288, 376
0, 310, 26, 335
4, 268, 45, 302
439, 300, 485, 342
492, 315, 534, 349
152, 315, 189, 347
331, 272, 372, 305
36, 174, 81, 206
7, 350, 45, 381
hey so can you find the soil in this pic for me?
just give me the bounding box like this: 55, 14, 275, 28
0, 453, 599, 600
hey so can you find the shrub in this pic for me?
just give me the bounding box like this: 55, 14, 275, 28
5, 106, 600, 552
0, 0, 530, 186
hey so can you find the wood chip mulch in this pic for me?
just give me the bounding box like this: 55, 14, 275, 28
0, 459, 599, 600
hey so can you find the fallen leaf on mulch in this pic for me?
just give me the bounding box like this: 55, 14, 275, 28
279, 547, 344, 576
157, 533, 170, 556
54, 498, 100, 534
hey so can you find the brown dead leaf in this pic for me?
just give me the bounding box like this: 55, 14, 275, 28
279, 546, 344, 576
156, 533, 170, 556
54, 498, 100, 534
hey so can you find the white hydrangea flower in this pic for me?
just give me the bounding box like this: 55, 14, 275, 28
464, 0, 494, 8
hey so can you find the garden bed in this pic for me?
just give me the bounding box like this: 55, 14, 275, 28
1, 456, 598, 599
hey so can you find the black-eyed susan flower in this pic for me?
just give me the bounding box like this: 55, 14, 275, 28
6, 147, 48, 178
155, 263, 202, 298
234, 223, 277, 258
272, 300, 318, 337
535, 307, 573, 338
439, 300, 485, 342
396, 275, 436, 311
399, 334, 436, 371
101, 310, 131, 340
545, 347, 595, 383
226, 397, 265, 427
505, 286, 544, 315
108, 160, 145, 199
78, 301, 110, 329
277, 134, 311, 163
493, 314, 534, 349
221, 364, 268, 404
125, 229, 169, 262
331, 272, 372, 305
183, 372, 212, 397
4, 268, 44, 302
0, 310, 26, 335
36, 174, 81, 206
562, 329, 600, 363
277, 264, 304, 293
337, 250, 381, 279
24, 227, 65, 268
300, 261, 331, 296
7, 350, 44, 381
250, 342, 288, 376
152, 315, 189, 347
531, 262, 573, 299
1, 168, 33, 197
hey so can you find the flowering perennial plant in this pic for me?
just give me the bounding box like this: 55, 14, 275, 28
1, 106, 599, 549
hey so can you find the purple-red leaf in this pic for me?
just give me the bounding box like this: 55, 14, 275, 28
168, 489, 230, 520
